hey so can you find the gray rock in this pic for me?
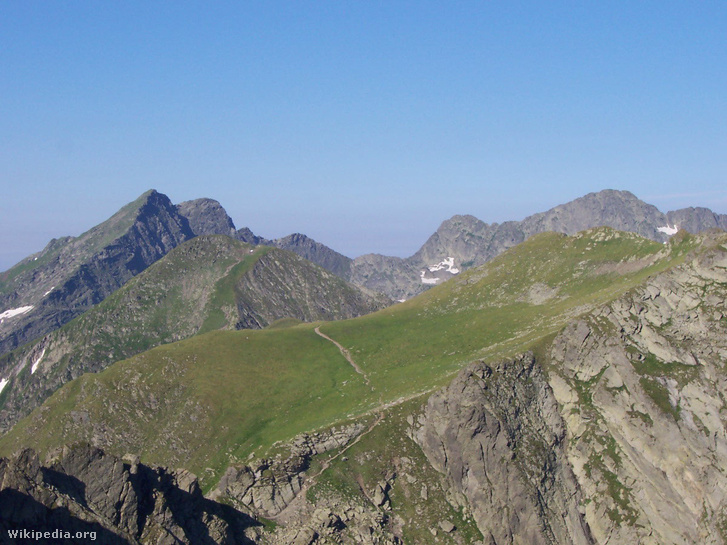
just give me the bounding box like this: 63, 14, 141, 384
0, 443, 257, 544
548, 234, 727, 544
438, 520, 455, 533
415, 353, 593, 545
176, 198, 237, 237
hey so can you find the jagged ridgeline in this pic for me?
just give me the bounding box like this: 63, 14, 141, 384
0, 190, 197, 356
0, 235, 388, 434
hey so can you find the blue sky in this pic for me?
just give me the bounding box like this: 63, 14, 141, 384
2, 1, 726, 271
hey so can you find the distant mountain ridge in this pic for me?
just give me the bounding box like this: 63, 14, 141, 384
349, 190, 727, 299
176, 190, 727, 301
0, 190, 195, 356
2, 188, 726, 359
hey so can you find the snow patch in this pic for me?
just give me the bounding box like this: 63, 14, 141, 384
421, 256, 460, 284
0, 377, 8, 394
0, 305, 34, 322
657, 224, 679, 236
44, 287, 55, 297
397, 299, 407, 303
420, 271, 440, 285
31, 348, 46, 374
427, 257, 460, 274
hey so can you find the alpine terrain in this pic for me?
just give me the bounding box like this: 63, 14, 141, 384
0, 190, 726, 544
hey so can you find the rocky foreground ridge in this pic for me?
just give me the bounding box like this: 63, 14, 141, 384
0, 444, 257, 544
2, 231, 726, 544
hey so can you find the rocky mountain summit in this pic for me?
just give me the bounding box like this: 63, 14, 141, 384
355, 189, 727, 300
0, 190, 196, 356
176, 197, 237, 237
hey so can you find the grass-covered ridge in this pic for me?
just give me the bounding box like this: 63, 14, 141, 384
0, 228, 700, 487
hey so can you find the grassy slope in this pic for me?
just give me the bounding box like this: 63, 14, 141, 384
1, 236, 263, 377
0, 228, 699, 489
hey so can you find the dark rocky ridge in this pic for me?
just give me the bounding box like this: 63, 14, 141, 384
0, 444, 257, 544
176, 198, 236, 237
0, 191, 195, 356
233, 249, 385, 330
270, 233, 352, 279
176, 198, 354, 288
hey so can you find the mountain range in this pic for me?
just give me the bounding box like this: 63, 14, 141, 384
4, 188, 725, 358
1, 189, 727, 544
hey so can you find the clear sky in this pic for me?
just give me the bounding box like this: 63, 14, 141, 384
2, 1, 726, 271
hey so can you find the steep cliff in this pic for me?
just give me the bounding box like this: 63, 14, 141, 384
546, 231, 727, 544
415, 354, 593, 545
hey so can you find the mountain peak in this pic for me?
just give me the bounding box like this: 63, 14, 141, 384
176, 198, 236, 237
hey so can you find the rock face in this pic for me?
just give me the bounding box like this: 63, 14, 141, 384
0, 190, 196, 357
176, 198, 237, 237
234, 249, 387, 330
216, 423, 366, 517
0, 444, 257, 544
271, 233, 352, 280
415, 354, 593, 545
234, 230, 354, 282
546, 233, 727, 544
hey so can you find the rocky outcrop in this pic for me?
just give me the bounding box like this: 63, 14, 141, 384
666, 206, 727, 234
271, 233, 352, 279
414, 354, 593, 545
347, 254, 422, 302
234, 230, 354, 282
234, 249, 388, 329
547, 232, 727, 544
216, 423, 366, 517
0, 444, 258, 544
177, 198, 237, 237
215, 422, 408, 545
